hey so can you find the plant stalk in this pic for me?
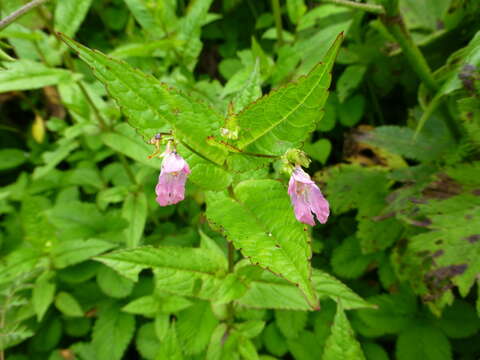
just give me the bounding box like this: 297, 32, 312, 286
0, 0, 50, 31
270, 0, 284, 45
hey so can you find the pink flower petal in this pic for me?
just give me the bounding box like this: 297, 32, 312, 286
288, 166, 330, 226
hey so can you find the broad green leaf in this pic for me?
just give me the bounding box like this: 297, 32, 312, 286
230, 33, 343, 156
122, 191, 147, 247
92, 304, 136, 360
59, 34, 227, 165
236, 264, 369, 310
177, 301, 218, 355
331, 236, 379, 279
323, 304, 366, 360
0, 60, 72, 93
206, 179, 318, 308
304, 138, 331, 164
396, 324, 452, 360
235, 320, 265, 339
55, 292, 84, 317
109, 39, 181, 59
54, 0, 93, 37
33, 271, 56, 321
96, 246, 227, 300
0, 148, 28, 170
52, 238, 117, 268
362, 343, 389, 360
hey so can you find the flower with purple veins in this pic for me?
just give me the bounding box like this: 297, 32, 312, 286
155, 149, 190, 206
288, 166, 330, 226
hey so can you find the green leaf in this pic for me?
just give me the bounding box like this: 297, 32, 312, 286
323, 304, 366, 360
407, 191, 480, 297
337, 65, 368, 103
122, 191, 147, 248
59, 33, 227, 165
312, 269, 373, 310
101, 124, 162, 169
21, 196, 57, 247
122, 0, 159, 31
177, 301, 219, 355
52, 238, 117, 268
238, 337, 259, 360
235, 320, 265, 339
92, 304, 136, 360
33, 139, 79, 179
263, 324, 288, 357
396, 324, 452, 360
55, 291, 84, 317
156, 322, 184, 360
355, 289, 417, 337
230, 33, 343, 156
0, 148, 28, 170
33, 271, 56, 321
338, 94, 365, 127
206, 179, 318, 308
331, 236, 378, 279
275, 310, 307, 339
0, 325, 34, 351
362, 343, 389, 360
232, 58, 262, 113
304, 138, 331, 164
136, 322, 160, 360
287, 330, 323, 360
0, 60, 73, 93
122, 295, 158, 317
97, 265, 134, 298
435, 300, 480, 338
54, 0, 93, 37
359, 126, 455, 162
286, 0, 307, 24
96, 246, 227, 300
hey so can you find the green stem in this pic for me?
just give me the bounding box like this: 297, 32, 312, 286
381, 6, 462, 140
322, 0, 385, 14
63, 52, 110, 130
118, 154, 138, 185
271, 0, 284, 45
0, 0, 50, 30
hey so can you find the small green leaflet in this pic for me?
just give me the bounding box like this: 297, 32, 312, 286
323, 303, 366, 360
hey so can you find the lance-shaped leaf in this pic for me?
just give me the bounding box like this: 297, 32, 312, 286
236, 266, 371, 310
231, 33, 343, 156
206, 179, 318, 308
59, 33, 227, 165
95, 246, 228, 300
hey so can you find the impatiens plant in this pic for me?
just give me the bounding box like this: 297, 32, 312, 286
1, 0, 480, 359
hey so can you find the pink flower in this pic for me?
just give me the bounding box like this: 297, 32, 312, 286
155, 151, 191, 206
288, 166, 329, 226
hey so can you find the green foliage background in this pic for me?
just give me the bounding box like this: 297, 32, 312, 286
0, 0, 479, 359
